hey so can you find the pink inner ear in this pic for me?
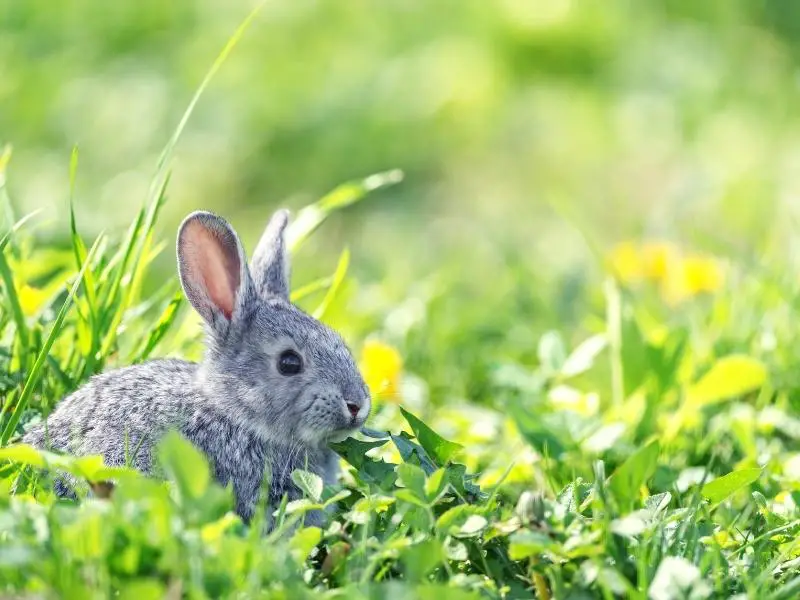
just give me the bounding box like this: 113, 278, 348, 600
184, 220, 241, 320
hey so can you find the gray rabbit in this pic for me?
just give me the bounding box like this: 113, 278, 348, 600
23, 209, 371, 527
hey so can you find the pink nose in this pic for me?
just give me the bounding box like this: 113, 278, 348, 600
346, 402, 360, 418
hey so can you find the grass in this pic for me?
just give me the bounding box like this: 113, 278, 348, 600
3, 154, 800, 600
3, 9, 800, 600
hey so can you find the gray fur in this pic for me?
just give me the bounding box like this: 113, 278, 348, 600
250, 209, 291, 301
23, 209, 370, 528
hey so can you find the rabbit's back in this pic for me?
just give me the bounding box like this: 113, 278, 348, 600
23, 358, 200, 473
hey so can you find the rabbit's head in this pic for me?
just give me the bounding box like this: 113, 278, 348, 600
177, 209, 370, 446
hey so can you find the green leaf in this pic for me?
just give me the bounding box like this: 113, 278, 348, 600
507, 396, 571, 458
454, 514, 488, 538
348, 495, 396, 524
648, 557, 711, 600
156, 431, 210, 500
508, 530, 562, 560
402, 540, 444, 582
436, 504, 487, 536
322, 489, 352, 508
425, 468, 448, 502
0, 443, 46, 468
608, 440, 660, 503
400, 407, 463, 465
397, 462, 427, 500
537, 330, 566, 374
391, 432, 438, 474
701, 468, 763, 503
687, 355, 767, 406
620, 311, 650, 397
291, 469, 324, 503
561, 334, 607, 378
395, 489, 428, 507
330, 437, 389, 469
289, 526, 322, 563
415, 584, 482, 600
446, 463, 486, 500
118, 579, 166, 600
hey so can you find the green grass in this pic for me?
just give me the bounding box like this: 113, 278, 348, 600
3, 155, 800, 600
3, 193, 800, 599
3, 6, 800, 600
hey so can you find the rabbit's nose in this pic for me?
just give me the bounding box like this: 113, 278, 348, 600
346, 402, 360, 418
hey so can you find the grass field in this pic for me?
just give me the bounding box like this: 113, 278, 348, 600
4, 3, 800, 599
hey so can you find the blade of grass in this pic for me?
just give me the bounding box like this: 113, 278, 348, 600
0, 243, 30, 365
68, 150, 105, 379
130, 292, 183, 363
98, 175, 169, 359
604, 277, 624, 408
1, 235, 102, 445
0, 211, 42, 253
151, 1, 266, 182
0, 144, 15, 231
313, 247, 350, 320
290, 275, 334, 304
98, 206, 145, 325
99, 5, 264, 359
287, 169, 403, 253
68, 146, 99, 325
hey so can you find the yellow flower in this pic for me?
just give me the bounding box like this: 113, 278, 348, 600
608, 240, 724, 304
661, 254, 724, 305
607, 241, 643, 283
641, 242, 675, 282
360, 340, 403, 402
18, 284, 50, 316
608, 240, 677, 284
680, 254, 724, 294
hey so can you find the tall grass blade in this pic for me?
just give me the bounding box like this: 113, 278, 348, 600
101, 4, 264, 359
131, 292, 183, 363
0, 144, 15, 230
67, 146, 102, 378
287, 169, 403, 252
290, 275, 334, 304
0, 241, 30, 364
1, 235, 102, 445
313, 247, 350, 320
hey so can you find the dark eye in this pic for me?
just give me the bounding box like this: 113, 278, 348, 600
277, 349, 303, 376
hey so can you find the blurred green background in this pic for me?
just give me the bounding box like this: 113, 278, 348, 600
4, 0, 800, 401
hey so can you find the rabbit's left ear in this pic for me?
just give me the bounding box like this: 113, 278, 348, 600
250, 209, 290, 301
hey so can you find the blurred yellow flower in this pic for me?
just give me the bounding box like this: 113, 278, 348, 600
680, 255, 724, 294
18, 284, 49, 316
609, 240, 677, 284
662, 254, 724, 305
360, 340, 403, 402
641, 242, 674, 282
608, 240, 724, 304
608, 241, 643, 282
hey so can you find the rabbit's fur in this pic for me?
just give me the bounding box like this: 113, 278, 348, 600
23, 209, 370, 527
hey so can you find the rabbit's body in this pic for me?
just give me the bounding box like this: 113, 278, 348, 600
23, 209, 369, 528
24, 359, 197, 476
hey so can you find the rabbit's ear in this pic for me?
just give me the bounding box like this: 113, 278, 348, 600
177, 212, 255, 329
250, 209, 290, 301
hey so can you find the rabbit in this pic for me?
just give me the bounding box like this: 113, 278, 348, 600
22, 208, 371, 528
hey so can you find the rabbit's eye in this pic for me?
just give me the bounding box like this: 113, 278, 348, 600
277, 349, 303, 376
